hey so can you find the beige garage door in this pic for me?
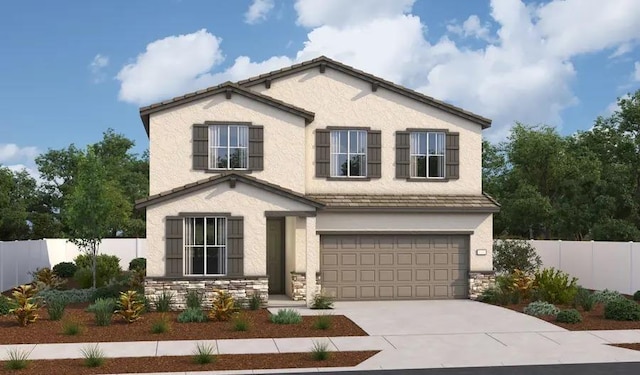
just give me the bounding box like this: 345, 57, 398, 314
320, 234, 469, 300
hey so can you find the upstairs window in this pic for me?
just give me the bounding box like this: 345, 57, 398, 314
209, 125, 248, 169
184, 217, 227, 275
330, 130, 367, 177
410, 132, 445, 178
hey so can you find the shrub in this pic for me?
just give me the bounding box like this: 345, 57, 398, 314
154, 291, 174, 312
185, 290, 203, 309
74, 268, 94, 289
634, 290, 640, 302
91, 283, 127, 302
88, 298, 115, 326
115, 290, 144, 323
81, 344, 105, 368
4, 348, 30, 370
310, 341, 330, 361
209, 290, 238, 321
311, 293, 335, 310
510, 269, 535, 300
493, 240, 542, 274
53, 262, 78, 278
270, 309, 302, 324
128, 257, 146, 272
573, 287, 595, 312
62, 319, 83, 336
495, 274, 522, 304
313, 313, 333, 330
177, 307, 207, 323
9, 284, 40, 326
151, 314, 171, 334
556, 309, 582, 324
232, 314, 250, 331
532, 268, 578, 305
31, 267, 66, 290
0, 295, 12, 315
478, 286, 511, 306
192, 343, 216, 365
248, 294, 263, 310
45, 297, 67, 321
604, 298, 640, 321
593, 289, 624, 305
523, 301, 560, 317
38, 288, 95, 305
74, 253, 122, 287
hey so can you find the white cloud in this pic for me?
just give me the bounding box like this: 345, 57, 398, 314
89, 54, 109, 83
634, 61, 640, 81
447, 15, 492, 41
0, 144, 39, 164
609, 42, 633, 58
116, 29, 224, 105
244, 0, 275, 24
294, 0, 414, 28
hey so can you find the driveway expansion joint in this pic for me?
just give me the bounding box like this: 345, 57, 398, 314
485, 333, 507, 346
381, 336, 398, 349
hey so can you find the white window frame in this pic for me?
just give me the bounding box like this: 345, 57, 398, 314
330, 129, 367, 178
208, 125, 249, 170
183, 217, 227, 276
410, 131, 446, 179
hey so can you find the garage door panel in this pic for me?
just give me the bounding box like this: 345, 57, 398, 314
321, 234, 469, 300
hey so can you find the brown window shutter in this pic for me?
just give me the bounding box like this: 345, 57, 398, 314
192, 124, 209, 170
395, 131, 410, 178
446, 132, 460, 179
367, 130, 382, 178
226, 216, 244, 277
248, 125, 264, 171
315, 129, 331, 177
165, 216, 183, 277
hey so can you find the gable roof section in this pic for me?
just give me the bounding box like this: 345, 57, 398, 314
237, 56, 492, 129
139, 82, 316, 136
135, 172, 324, 209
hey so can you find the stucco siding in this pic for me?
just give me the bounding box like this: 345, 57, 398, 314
316, 212, 493, 271
148, 94, 307, 195
146, 182, 315, 277
250, 69, 483, 195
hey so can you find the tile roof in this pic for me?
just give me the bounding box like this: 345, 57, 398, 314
237, 55, 492, 129
306, 193, 500, 212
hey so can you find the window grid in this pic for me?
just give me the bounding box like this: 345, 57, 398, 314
208, 125, 248, 170
184, 217, 227, 276
330, 130, 367, 177
410, 132, 445, 178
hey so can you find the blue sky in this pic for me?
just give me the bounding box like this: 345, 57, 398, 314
1, 0, 639, 176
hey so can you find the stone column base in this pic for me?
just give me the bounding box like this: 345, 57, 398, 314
290, 272, 321, 301
469, 271, 496, 300
144, 277, 269, 311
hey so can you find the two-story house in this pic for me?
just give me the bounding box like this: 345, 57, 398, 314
135, 56, 499, 307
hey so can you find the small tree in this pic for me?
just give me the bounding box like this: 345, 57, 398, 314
63, 148, 131, 288
493, 239, 542, 274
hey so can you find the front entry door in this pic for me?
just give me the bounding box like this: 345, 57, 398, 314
266, 218, 285, 294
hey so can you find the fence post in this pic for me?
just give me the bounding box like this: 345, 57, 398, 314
591, 240, 595, 291
630, 241, 634, 295
558, 240, 562, 269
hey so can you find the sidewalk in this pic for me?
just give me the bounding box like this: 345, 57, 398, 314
2, 330, 640, 374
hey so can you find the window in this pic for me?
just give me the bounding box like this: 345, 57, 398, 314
184, 217, 226, 275
410, 132, 445, 178
330, 130, 367, 177
209, 125, 248, 169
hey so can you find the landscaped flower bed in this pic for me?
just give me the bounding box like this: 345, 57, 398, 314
0, 351, 379, 374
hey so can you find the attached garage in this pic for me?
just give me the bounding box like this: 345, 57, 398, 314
320, 234, 469, 300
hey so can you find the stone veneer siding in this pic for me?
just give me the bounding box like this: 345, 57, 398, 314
145, 277, 269, 311
290, 272, 321, 301
468, 271, 496, 300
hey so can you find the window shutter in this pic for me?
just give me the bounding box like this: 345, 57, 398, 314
227, 216, 244, 277
248, 125, 264, 171
395, 131, 410, 179
193, 124, 209, 170
446, 132, 460, 179
315, 129, 331, 177
165, 216, 183, 277
367, 130, 382, 178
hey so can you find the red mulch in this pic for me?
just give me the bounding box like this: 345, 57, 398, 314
0, 351, 379, 374
611, 343, 640, 351
0, 304, 367, 344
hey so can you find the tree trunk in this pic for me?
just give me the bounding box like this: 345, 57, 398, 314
92, 242, 97, 289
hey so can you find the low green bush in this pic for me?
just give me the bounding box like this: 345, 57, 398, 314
604, 298, 640, 321
533, 268, 578, 305
311, 293, 335, 310
91, 284, 126, 302
556, 309, 582, 324
5, 348, 30, 370
154, 291, 174, 312
88, 298, 115, 326
269, 309, 302, 324
62, 319, 83, 336
573, 287, 595, 312
37, 288, 95, 305
232, 314, 250, 331
151, 314, 171, 334
74, 254, 122, 287
593, 289, 624, 305
313, 313, 333, 330
177, 307, 207, 323
192, 343, 216, 364
634, 290, 640, 302
523, 301, 559, 317
46, 297, 67, 321
52, 262, 77, 278
0, 295, 13, 315
185, 290, 203, 309
128, 257, 146, 272
478, 286, 514, 306
73, 268, 94, 289
247, 294, 262, 310
81, 344, 105, 368
310, 341, 330, 361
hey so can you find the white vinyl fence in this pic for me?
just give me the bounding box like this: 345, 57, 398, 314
0, 238, 146, 292
530, 240, 640, 295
